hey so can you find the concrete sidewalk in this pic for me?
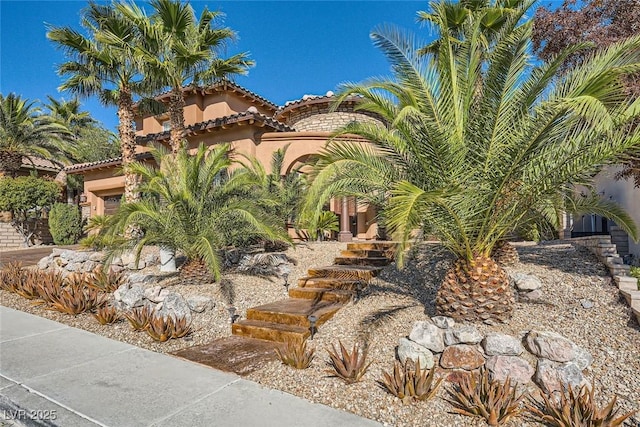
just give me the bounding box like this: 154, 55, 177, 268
0, 307, 381, 427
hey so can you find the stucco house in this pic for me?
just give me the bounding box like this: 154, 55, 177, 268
66, 81, 384, 241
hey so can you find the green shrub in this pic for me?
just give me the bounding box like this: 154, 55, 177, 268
630, 266, 640, 290
49, 203, 82, 245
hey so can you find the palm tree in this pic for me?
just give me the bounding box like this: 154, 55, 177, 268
47, 2, 150, 202
306, 1, 640, 323
117, 0, 253, 153
45, 96, 96, 138
108, 143, 289, 283
0, 93, 71, 177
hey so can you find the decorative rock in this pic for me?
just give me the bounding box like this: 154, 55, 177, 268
485, 355, 534, 384
60, 250, 75, 260
144, 286, 163, 302
110, 265, 125, 273
113, 283, 130, 302
89, 252, 105, 262
444, 325, 483, 346
518, 289, 543, 302
526, 331, 575, 362
65, 262, 81, 272
483, 333, 524, 356
111, 257, 123, 267
83, 261, 98, 273
120, 253, 136, 266
431, 316, 455, 330
580, 299, 594, 309
535, 359, 588, 394
55, 257, 68, 267
73, 252, 90, 263
512, 273, 542, 291
119, 285, 145, 309
128, 273, 156, 285
37, 257, 49, 270
51, 248, 64, 257
572, 345, 593, 371
155, 292, 191, 321
144, 253, 159, 266
440, 345, 485, 370
409, 321, 445, 353
397, 337, 435, 369
127, 260, 145, 270
186, 295, 215, 313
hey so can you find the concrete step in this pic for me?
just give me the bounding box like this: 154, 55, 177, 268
288, 287, 355, 303
232, 319, 310, 344
609, 265, 631, 275
246, 299, 343, 328
620, 289, 640, 305
340, 249, 386, 258
307, 265, 382, 281
334, 256, 390, 267
604, 256, 623, 265
297, 277, 362, 290
631, 301, 640, 325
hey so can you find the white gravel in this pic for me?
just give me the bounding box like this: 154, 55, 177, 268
1, 241, 638, 426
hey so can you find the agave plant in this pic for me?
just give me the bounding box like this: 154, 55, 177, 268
379, 360, 443, 404
145, 314, 192, 342
87, 266, 124, 293
47, 283, 105, 315
527, 384, 636, 427
447, 368, 525, 426
326, 341, 372, 384
305, 0, 640, 323
0, 261, 25, 293
32, 271, 66, 306
93, 305, 120, 325
124, 305, 153, 331
13, 270, 42, 300
275, 340, 315, 369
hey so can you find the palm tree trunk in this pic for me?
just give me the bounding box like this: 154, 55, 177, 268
0, 151, 23, 178
169, 89, 186, 154
117, 87, 140, 203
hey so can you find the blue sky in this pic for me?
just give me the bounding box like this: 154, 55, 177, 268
1, 0, 432, 132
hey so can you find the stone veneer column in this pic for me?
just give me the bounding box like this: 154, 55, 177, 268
338, 197, 352, 242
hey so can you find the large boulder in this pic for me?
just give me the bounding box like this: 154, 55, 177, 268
155, 292, 191, 321
186, 295, 215, 313
409, 321, 445, 353
114, 284, 145, 310
397, 337, 435, 369
483, 333, 524, 356
534, 359, 589, 394
485, 355, 534, 384
440, 345, 485, 370
431, 316, 455, 330
37, 257, 50, 270
443, 325, 483, 346
526, 331, 575, 362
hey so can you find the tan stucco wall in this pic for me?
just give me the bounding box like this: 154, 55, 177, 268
594, 165, 640, 256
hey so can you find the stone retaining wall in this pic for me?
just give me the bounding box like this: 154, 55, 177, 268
0, 220, 52, 248
571, 236, 640, 324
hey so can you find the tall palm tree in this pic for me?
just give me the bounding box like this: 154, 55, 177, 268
47, 2, 150, 202
0, 93, 71, 177
117, 0, 253, 153
306, 1, 640, 323
108, 143, 288, 283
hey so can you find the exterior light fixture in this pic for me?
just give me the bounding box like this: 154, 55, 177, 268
227, 306, 238, 324
308, 314, 318, 340
79, 193, 87, 203
282, 272, 290, 294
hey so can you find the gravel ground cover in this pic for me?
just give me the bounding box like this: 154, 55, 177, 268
1, 241, 638, 426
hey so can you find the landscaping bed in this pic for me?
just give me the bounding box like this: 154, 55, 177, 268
1, 241, 639, 426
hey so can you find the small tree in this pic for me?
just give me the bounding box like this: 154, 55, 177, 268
0, 176, 61, 246
49, 202, 83, 245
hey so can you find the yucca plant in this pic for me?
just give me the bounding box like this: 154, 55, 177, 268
379, 360, 443, 404
275, 340, 315, 369
447, 368, 525, 426
93, 305, 120, 325
124, 305, 153, 331
527, 384, 636, 427
87, 266, 124, 293
145, 314, 192, 342
326, 341, 372, 384
305, 0, 640, 323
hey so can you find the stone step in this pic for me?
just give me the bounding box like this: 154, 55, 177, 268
620, 289, 640, 305
597, 243, 616, 249
615, 275, 638, 286
631, 301, 640, 325
618, 281, 639, 292
231, 319, 310, 344
347, 242, 397, 252
307, 265, 382, 281
609, 265, 631, 275
340, 249, 386, 258
288, 287, 355, 303
246, 299, 343, 328
334, 256, 390, 267
297, 277, 362, 290
604, 256, 623, 265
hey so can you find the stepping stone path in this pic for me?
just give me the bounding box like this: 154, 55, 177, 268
172, 242, 396, 374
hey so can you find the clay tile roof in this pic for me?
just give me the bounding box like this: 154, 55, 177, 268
21, 156, 63, 172
276, 93, 363, 116
64, 157, 123, 173
137, 111, 293, 143
146, 80, 278, 111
